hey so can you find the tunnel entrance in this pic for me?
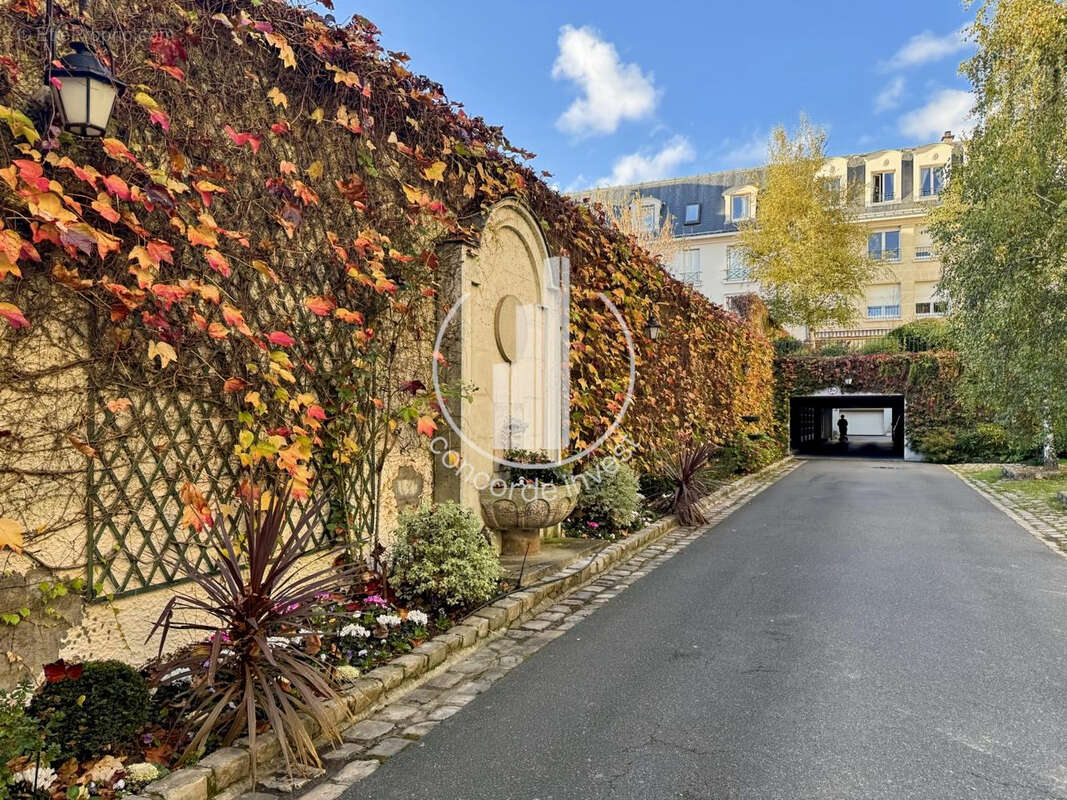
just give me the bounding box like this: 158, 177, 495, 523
789, 393, 905, 458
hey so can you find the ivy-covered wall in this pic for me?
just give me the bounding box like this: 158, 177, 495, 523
773, 352, 1007, 462
0, 0, 775, 674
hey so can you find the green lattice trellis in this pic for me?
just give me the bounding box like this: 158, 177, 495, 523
84, 265, 383, 600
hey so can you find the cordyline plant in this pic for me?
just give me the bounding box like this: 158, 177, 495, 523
149, 483, 358, 776
659, 443, 718, 527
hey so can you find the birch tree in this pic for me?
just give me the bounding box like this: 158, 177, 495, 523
928, 0, 1067, 467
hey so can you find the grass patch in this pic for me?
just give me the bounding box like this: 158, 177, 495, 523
971, 467, 1004, 483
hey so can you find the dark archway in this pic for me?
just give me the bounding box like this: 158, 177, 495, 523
789, 393, 905, 458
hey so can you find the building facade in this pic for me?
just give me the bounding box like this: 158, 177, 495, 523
574, 134, 963, 343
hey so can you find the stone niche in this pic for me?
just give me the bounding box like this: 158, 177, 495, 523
433, 198, 570, 544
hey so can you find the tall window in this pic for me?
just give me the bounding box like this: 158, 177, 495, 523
674, 248, 702, 287
684, 203, 701, 224
823, 177, 842, 201
872, 172, 895, 203
731, 195, 751, 221
919, 165, 945, 197
641, 203, 657, 233
866, 284, 901, 319
868, 229, 901, 261
726, 246, 749, 282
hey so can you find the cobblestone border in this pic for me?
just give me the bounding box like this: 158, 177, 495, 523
141, 457, 799, 800
947, 465, 1067, 559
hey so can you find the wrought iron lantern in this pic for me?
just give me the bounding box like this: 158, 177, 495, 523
43, 0, 125, 137
643, 313, 661, 342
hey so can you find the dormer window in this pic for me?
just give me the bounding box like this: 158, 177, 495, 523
919, 165, 945, 197
684, 203, 701, 224
731, 195, 750, 221
640, 202, 657, 233
873, 172, 895, 203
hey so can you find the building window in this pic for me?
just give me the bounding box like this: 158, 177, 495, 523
823, 177, 842, 201
684, 203, 701, 224
872, 172, 895, 203
868, 229, 901, 261
915, 282, 948, 316
914, 229, 935, 260
641, 203, 657, 233
672, 248, 702, 288
726, 246, 749, 282
919, 165, 945, 197
731, 194, 751, 221
866, 284, 901, 319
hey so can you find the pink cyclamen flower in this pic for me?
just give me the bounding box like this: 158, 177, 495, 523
587, 521, 600, 529
364, 595, 387, 606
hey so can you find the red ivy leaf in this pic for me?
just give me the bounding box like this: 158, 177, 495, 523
224, 125, 262, 153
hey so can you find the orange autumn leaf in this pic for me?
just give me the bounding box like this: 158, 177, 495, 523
67, 434, 99, 459
0, 518, 23, 554
223, 377, 250, 393
106, 397, 132, 413
305, 295, 335, 316
416, 415, 437, 437
0, 302, 29, 329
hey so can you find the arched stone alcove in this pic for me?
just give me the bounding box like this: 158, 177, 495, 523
433, 198, 570, 516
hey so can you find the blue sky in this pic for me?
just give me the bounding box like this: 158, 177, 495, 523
332, 1, 976, 191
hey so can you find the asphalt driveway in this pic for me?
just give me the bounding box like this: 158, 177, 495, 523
342, 460, 1067, 799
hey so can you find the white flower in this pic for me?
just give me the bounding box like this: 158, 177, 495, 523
339, 623, 370, 639
357, 649, 368, 657
10, 766, 57, 789
335, 664, 360, 681
125, 763, 161, 784
407, 610, 429, 626
377, 614, 402, 628
266, 636, 290, 647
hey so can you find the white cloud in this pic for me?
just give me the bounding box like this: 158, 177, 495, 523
899, 88, 975, 141
874, 77, 906, 113
552, 25, 659, 137
881, 26, 970, 71
594, 136, 695, 186
718, 130, 771, 168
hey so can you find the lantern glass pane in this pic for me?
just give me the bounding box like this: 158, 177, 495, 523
53, 76, 117, 136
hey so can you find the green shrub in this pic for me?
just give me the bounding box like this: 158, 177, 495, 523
888, 319, 956, 352
29, 661, 149, 761
1, 682, 53, 798
773, 337, 804, 357
913, 427, 959, 462
858, 338, 902, 355
720, 433, 781, 475
915, 423, 1015, 463
816, 343, 849, 356
391, 502, 501, 611
567, 457, 641, 539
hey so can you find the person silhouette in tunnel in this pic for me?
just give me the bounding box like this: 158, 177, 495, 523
837, 413, 849, 443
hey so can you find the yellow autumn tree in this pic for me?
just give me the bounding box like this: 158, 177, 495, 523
739, 121, 872, 336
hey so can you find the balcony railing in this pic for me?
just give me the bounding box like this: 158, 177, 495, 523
868, 249, 901, 262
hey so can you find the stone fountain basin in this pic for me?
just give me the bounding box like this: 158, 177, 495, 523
478, 482, 581, 555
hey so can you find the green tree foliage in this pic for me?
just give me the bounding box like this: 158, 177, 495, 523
928, 0, 1067, 466
739, 121, 873, 334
